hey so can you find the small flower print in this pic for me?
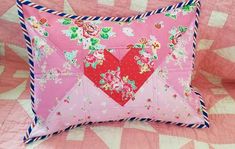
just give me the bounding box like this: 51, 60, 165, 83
175, 115, 180, 119
38, 62, 62, 89
165, 3, 196, 19
147, 98, 151, 102
84, 49, 105, 68
134, 35, 161, 74
99, 67, 137, 101
135, 49, 156, 74
169, 26, 187, 45
27, 16, 50, 37
139, 38, 148, 45
167, 26, 188, 68
63, 96, 71, 104
145, 98, 152, 110
165, 9, 181, 19
83, 37, 106, 51
179, 78, 192, 97
149, 35, 161, 57
156, 67, 168, 80
64, 50, 79, 67
164, 84, 170, 91
134, 35, 160, 57
133, 36, 161, 74
64, 99, 69, 103
182, 3, 196, 15
155, 21, 164, 29
173, 94, 177, 98
32, 36, 54, 62
145, 105, 151, 110
57, 112, 61, 116
197, 108, 202, 115
122, 27, 134, 36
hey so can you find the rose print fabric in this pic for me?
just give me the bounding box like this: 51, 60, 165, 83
19, 0, 207, 142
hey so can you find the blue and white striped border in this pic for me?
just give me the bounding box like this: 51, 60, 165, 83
16, 0, 209, 144
17, 0, 199, 22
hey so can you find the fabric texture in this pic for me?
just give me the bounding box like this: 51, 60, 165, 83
18, 0, 208, 143
0, 0, 235, 148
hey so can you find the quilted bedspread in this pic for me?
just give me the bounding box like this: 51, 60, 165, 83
0, 0, 235, 149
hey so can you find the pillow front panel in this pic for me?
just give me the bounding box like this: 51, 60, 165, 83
17, 0, 208, 143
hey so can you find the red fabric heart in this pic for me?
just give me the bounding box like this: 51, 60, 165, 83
84, 48, 155, 106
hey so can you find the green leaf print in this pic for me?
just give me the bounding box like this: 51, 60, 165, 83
153, 55, 158, 59
169, 44, 174, 49
63, 18, 72, 25
44, 32, 49, 37
85, 62, 90, 67
178, 26, 187, 33
134, 44, 142, 48
70, 33, 78, 40
183, 5, 191, 12
100, 32, 109, 39
169, 35, 174, 40
99, 79, 105, 85
127, 80, 137, 90
102, 27, 111, 33
70, 26, 78, 32
100, 73, 105, 77
89, 45, 96, 51
171, 15, 177, 19
165, 13, 176, 19
178, 51, 184, 55
165, 13, 171, 17
137, 60, 142, 65
59, 18, 72, 25
92, 62, 98, 68
90, 38, 99, 46
182, 4, 195, 12
34, 37, 39, 45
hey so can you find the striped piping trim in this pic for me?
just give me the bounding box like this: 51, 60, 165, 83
16, 0, 209, 144
17, 0, 199, 22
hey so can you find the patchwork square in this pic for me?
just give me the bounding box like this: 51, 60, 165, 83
17, 0, 209, 144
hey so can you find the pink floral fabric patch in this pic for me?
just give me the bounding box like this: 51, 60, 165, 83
17, 0, 208, 144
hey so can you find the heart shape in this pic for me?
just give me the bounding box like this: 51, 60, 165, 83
84, 48, 156, 106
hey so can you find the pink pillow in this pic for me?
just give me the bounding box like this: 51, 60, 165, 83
17, 0, 208, 144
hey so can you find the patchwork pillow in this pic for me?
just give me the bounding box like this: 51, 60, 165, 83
17, 0, 209, 144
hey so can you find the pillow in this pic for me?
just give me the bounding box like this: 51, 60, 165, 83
17, 0, 209, 144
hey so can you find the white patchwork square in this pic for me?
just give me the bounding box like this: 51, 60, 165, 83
215, 46, 235, 63
130, 0, 148, 12
208, 11, 228, 28
98, 0, 115, 6
197, 39, 214, 50
66, 127, 85, 141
